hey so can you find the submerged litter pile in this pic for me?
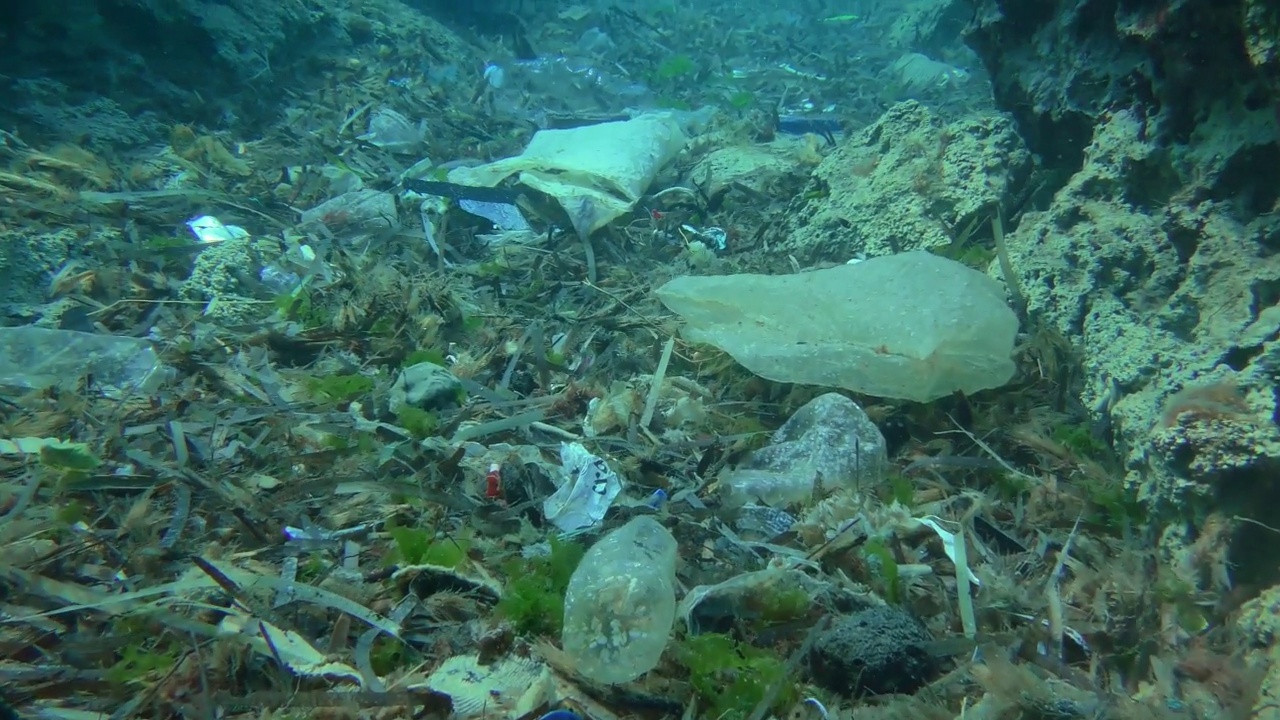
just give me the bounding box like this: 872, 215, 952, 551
0, 192, 1250, 719
1, 1, 1275, 719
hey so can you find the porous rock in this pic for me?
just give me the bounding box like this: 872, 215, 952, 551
390, 361, 462, 412
810, 605, 938, 696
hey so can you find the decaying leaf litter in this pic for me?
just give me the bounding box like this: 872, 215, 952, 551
0, 2, 1266, 720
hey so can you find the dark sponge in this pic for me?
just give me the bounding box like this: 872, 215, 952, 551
809, 605, 938, 696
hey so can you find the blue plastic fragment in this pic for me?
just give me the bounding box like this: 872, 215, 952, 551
646, 488, 668, 509
803, 697, 831, 719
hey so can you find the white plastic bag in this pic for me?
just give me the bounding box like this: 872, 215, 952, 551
448, 114, 687, 236
543, 442, 622, 534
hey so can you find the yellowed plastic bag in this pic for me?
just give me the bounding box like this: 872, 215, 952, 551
448, 113, 687, 236
656, 251, 1019, 402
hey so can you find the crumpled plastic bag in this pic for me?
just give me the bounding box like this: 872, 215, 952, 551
656, 251, 1018, 402
448, 113, 687, 236
543, 442, 622, 534
360, 107, 426, 155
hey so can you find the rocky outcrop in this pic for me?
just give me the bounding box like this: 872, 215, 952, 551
965, 0, 1280, 181
777, 101, 1031, 264
964, 0, 1280, 644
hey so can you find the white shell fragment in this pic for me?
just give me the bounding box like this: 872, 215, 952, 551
417, 653, 550, 720
219, 612, 363, 685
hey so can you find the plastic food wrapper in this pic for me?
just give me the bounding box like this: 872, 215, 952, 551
543, 442, 622, 534
187, 215, 248, 244
0, 326, 165, 397
300, 189, 399, 234
448, 114, 687, 236
734, 504, 797, 537
359, 107, 426, 155
458, 198, 530, 231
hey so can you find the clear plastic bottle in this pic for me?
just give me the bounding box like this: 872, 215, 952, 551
561, 516, 677, 683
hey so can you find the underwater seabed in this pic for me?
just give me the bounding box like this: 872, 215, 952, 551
1, 0, 1279, 717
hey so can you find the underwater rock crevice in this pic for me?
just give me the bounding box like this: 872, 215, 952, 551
965, 0, 1274, 184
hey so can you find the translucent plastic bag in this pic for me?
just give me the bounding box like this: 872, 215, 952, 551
656, 251, 1019, 402
0, 326, 165, 397
487, 55, 655, 121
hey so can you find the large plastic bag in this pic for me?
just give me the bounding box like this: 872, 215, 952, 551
656, 251, 1019, 402
448, 113, 687, 236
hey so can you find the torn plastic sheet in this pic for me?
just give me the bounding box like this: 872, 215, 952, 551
175, 560, 404, 639
1011, 612, 1092, 658
356, 593, 419, 692
802, 698, 831, 719
403, 178, 530, 232
299, 189, 399, 233
680, 564, 829, 634
543, 442, 621, 534
0, 327, 166, 397
485, 55, 655, 122
402, 178, 521, 205
0, 437, 98, 462
734, 504, 796, 537
359, 107, 426, 155
777, 115, 843, 137
916, 515, 981, 587
187, 215, 248, 244
418, 197, 453, 267
477, 229, 542, 248
716, 522, 817, 565
459, 198, 530, 231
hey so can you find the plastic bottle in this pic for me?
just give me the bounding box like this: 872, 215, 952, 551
561, 516, 677, 683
